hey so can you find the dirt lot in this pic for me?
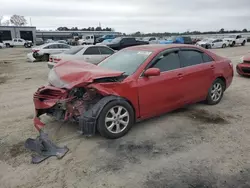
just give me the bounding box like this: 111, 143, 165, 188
0, 45, 250, 188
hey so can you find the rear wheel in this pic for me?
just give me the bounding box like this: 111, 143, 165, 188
241, 40, 246, 46
222, 44, 226, 48
6, 43, 10, 48
206, 79, 225, 105
231, 41, 235, 47
97, 100, 134, 139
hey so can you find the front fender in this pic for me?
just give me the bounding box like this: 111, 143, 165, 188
79, 95, 126, 136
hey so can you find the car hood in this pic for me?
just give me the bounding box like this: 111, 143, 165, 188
52, 60, 124, 88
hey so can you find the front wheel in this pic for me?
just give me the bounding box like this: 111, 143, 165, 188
222, 44, 226, 48
242, 40, 246, 46
206, 79, 225, 105
97, 100, 134, 139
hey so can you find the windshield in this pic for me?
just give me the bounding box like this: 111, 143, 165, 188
63, 46, 84, 54
111, 37, 122, 43
98, 50, 152, 75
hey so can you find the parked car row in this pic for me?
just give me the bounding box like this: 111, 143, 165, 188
195, 35, 247, 49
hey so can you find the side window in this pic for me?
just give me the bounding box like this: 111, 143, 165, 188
18, 39, 23, 42
179, 50, 203, 67
98, 47, 114, 55
84, 47, 100, 55
152, 52, 181, 72
58, 44, 70, 49
45, 44, 58, 49
14, 39, 17, 42
202, 53, 214, 63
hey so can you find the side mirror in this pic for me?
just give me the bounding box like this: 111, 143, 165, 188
144, 68, 160, 77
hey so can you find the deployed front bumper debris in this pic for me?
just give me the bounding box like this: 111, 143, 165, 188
25, 131, 69, 164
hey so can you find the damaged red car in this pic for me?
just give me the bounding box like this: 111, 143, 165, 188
33, 44, 234, 139
236, 54, 250, 76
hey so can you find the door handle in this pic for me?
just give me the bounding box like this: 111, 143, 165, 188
210, 65, 215, 69
177, 73, 183, 79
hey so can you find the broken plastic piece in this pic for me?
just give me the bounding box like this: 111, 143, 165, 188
25, 131, 69, 164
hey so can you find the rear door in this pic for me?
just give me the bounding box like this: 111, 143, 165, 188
13, 39, 18, 46
83, 46, 102, 64
178, 48, 215, 103
137, 49, 185, 117
98, 46, 115, 63
58, 44, 70, 53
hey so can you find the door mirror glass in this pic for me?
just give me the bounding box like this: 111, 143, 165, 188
144, 68, 160, 77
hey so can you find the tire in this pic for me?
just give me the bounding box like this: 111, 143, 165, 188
222, 44, 226, 48
6, 43, 10, 48
231, 41, 235, 47
97, 100, 135, 139
42, 54, 49, 61
241, 40, 246, 46
24, 43, 28, 48
206, 78, 225, 105
206, 44, 211, 49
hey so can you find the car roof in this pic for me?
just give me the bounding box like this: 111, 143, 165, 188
125, 44, 202, 52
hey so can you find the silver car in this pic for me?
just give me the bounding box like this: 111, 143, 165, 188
47, 45, 115, 69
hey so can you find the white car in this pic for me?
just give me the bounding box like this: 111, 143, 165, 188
196, 38, 229, 49
224, 35, 247, 47
3, 38, 33, 48
0, 42, 4, 48
47, 45, 115, 69
31, 43, 71, 61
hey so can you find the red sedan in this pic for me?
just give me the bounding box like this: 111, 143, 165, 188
236, 54, 250, 76
33, 44, 233, 139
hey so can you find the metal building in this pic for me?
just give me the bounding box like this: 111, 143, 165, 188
0, 26, 36, 42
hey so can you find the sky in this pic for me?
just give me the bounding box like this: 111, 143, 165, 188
1, 0, 250, 33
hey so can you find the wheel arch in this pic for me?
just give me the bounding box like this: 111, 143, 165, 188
216, 76, 226, 90
79, 95, 136, 136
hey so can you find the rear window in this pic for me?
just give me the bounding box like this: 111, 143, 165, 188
63, 46, 84, 54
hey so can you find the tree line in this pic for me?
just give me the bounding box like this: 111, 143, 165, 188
56, 26, 113, 31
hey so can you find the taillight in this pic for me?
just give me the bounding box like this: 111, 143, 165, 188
49, 58, 53, 62
54, 58, 61, 63
32, 50, 39, 53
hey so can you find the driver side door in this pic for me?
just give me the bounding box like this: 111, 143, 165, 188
137, 49, 185, 118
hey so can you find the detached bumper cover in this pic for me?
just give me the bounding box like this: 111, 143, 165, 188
25, 131, 69, 164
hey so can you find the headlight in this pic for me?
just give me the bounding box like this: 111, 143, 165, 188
48, 68, 68, 88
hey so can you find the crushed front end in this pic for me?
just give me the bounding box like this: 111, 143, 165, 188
25, 85, 102, 163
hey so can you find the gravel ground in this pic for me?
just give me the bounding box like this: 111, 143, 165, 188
0, 45, 250, 188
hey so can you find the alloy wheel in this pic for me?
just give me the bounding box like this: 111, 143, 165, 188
105, 106, 129, 134
211, 82, 222, 102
